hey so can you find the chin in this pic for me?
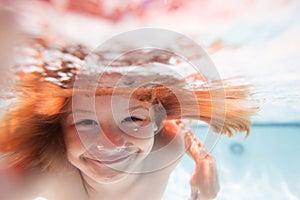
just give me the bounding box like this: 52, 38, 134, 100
93, 171, 129, 184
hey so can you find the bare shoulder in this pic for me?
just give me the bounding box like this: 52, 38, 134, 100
0, 168, 88, 200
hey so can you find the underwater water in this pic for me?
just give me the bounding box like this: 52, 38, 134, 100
164, 125, 300, 200
1, 1, 299, 200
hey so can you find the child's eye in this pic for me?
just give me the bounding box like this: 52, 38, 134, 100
122, 116, 144, 123
75, 119, 98, 126
121, 116, 150, 129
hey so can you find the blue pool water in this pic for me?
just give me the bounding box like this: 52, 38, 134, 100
164, 125, 300, 200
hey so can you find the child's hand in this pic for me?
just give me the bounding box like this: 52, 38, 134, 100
184, 131, 220, 200
161, 121, 220, 199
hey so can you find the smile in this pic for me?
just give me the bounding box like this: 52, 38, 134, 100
84, 153, 136, 165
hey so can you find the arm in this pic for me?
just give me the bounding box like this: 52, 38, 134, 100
184, 130, 220, 200
162, 121, 220, 200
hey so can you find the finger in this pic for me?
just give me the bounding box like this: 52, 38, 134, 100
198, 193, 211, 200
209, 155, 220, 198
201, 152, 219, 198
190, 186, 199, 200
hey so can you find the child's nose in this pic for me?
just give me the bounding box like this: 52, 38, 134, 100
98, 126, 126, 149
104, 132, 125, 147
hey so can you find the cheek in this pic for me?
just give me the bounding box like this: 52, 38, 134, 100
144, 138, 155, 154
128, 126, 155, 153
64, 128, 86, 157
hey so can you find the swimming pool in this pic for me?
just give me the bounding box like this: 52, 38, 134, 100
163, 125, 300, 200
1, 1, 299, 199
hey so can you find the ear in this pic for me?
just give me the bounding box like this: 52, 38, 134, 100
150, 103, 167, 134
154, 121, 165, 134
153, 123, 159, 132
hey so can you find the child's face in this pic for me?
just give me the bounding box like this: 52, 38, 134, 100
63, 95, 156, 183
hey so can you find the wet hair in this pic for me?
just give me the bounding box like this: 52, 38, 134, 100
0, 36, 258, 172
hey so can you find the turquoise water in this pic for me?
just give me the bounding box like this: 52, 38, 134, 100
164, 125, 300, 200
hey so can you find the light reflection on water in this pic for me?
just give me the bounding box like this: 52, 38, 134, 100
163, 125, 300, 200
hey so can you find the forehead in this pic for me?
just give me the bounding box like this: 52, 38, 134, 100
71, 95, 151, 112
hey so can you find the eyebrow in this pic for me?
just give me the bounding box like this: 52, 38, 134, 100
68, 105, 149, 115
69, 110, 95, 115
